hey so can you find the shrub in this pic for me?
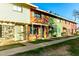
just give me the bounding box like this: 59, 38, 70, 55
61, 32, 67, 36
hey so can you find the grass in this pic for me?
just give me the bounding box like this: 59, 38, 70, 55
29, 36, 74, 44
14, 37, 79, 56
29, 39, 52, 44
68, 39, 79, 56
0, 43, 25, 51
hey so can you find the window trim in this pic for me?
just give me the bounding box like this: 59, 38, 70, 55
13, 5, 23, 13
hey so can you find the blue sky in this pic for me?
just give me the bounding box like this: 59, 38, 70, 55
32, 3, 79, 24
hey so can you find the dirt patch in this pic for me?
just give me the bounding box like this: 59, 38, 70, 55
39, 45, 70, 56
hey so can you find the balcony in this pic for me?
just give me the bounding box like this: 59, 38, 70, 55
31, 16, 49, 24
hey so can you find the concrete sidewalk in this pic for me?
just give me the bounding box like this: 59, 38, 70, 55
0, 36, 79, 56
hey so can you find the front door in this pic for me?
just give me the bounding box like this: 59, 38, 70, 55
15, 25, 24, 40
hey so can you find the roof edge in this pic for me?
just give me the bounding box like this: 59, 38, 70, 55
33, 7, 77, 24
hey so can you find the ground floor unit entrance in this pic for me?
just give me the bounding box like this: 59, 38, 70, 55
0, 21, 75, 42
0, 22, 27, 41
0, 22, 51, 41
27, 24, 49, 41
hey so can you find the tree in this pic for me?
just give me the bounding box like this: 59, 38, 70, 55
73, 9, 79, 21
48, 17, 56, 37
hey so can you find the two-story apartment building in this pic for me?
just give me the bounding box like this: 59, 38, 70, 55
29, 9, 51, 41
0, 3, 77, 42
54, 16, 77, 36
0, 3, 37, 41
29, 8, 77, 40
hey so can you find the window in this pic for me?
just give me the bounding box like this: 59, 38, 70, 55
57, 20, 60, 23
34, 13, 41, 19
30, 25, 38, 34
3, 25, 14, 38
69, 22, 70, 24
33, 27, 38, 34
30, 26, 32, 34
71, 29, 73, 34
13, 5, 22, 12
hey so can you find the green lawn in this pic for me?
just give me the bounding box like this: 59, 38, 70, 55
14, 37, 79, 56
0, 43, 25, 51
29, 39, 52, 44
29, 36, 74, 44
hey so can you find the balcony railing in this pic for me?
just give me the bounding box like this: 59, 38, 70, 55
31, 16, 49, 24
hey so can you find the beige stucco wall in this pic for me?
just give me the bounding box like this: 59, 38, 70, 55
0, 3, 30, 23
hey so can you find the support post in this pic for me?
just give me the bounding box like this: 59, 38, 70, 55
41, 25, 42, 38
32, 24, 34, 35
23, 25, 27, 40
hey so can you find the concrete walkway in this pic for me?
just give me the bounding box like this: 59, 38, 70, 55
0, 36, 79, 56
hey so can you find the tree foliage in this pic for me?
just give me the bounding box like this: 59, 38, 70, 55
48, 17, 57, 37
